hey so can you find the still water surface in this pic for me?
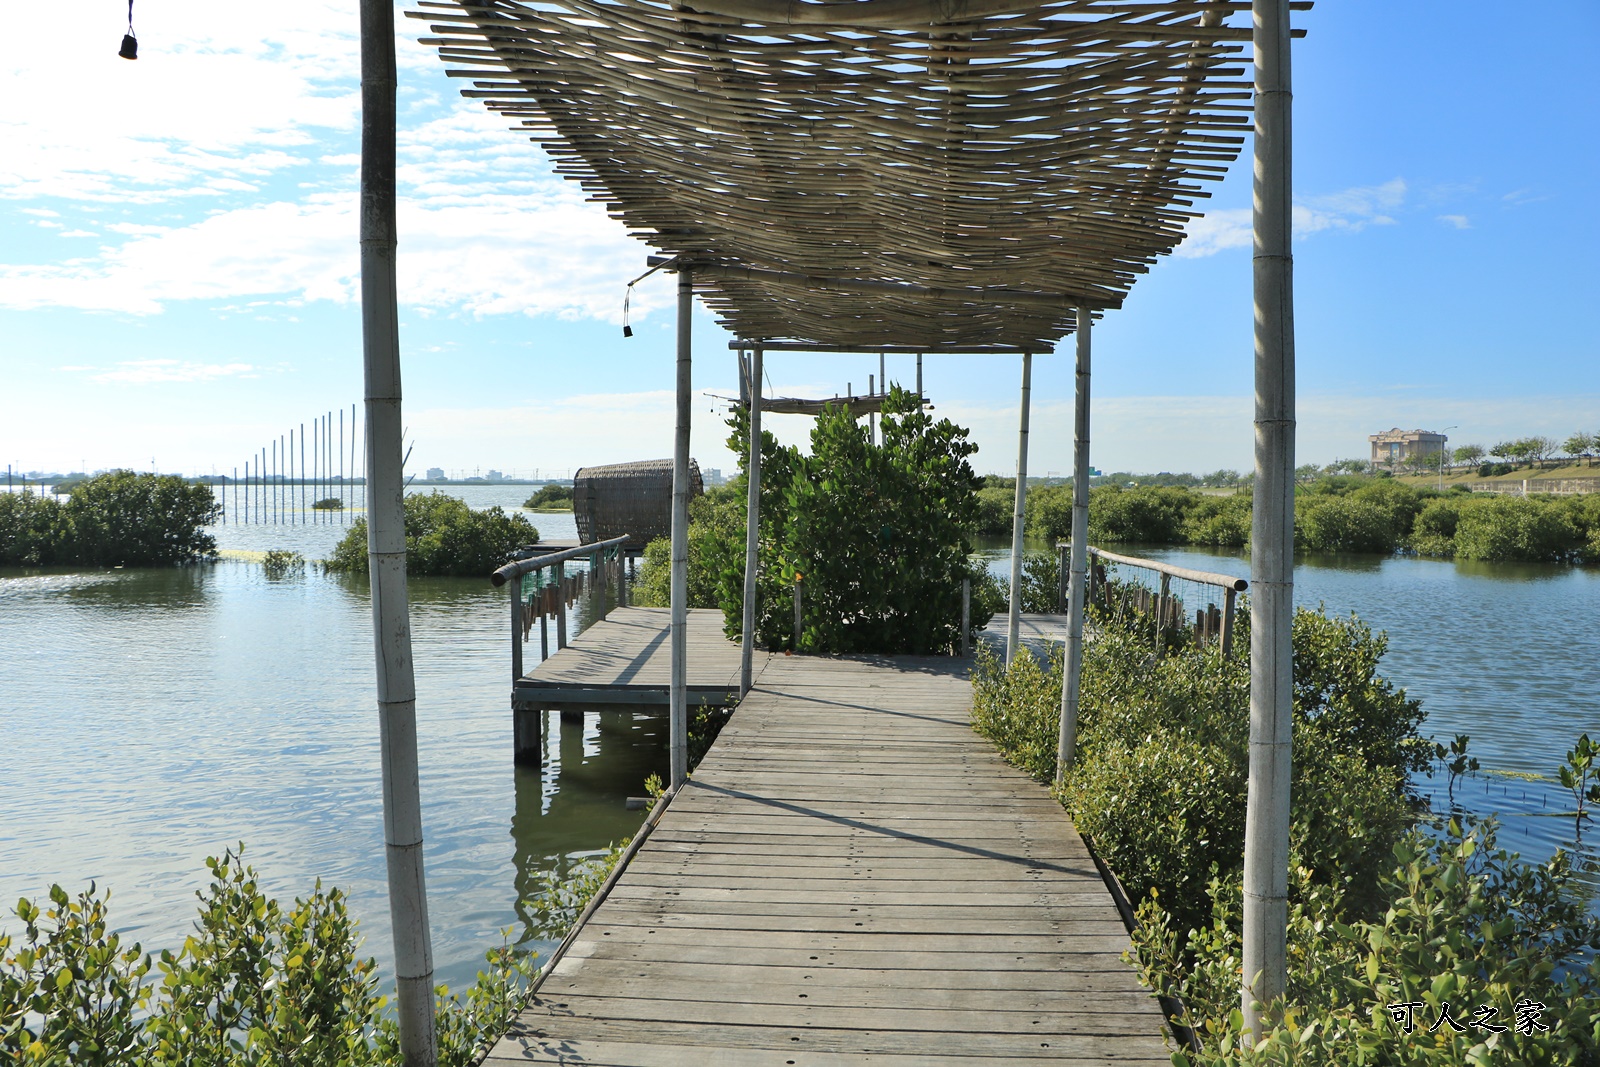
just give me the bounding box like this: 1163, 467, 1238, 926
0, 488, 654, 993
2, 491, 1596, 994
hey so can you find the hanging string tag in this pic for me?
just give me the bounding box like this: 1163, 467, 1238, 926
119, 0, 138, 59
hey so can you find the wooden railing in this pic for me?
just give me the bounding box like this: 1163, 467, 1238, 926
491, 535, 632, 680
1057, 543, 1247, 658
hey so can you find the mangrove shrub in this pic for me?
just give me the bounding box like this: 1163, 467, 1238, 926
0, 471, 219, 567
325, 492, 537, 576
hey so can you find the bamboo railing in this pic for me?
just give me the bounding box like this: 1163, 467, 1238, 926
1057, 543, 1247, 658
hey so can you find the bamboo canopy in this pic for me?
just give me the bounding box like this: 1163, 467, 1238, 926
407, 0, 1299, 346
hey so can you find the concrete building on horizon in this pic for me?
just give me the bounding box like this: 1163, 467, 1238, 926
1369, 428, 1447, 468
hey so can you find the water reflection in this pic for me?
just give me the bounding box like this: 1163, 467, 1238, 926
509, 711, 667, 948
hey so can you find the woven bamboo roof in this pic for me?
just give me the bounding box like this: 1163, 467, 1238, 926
410, 1, 1294, 349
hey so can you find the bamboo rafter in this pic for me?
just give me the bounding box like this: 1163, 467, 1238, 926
408, 0, 1308, 347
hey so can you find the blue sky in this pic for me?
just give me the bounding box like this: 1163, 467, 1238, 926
1, 1, 1594, 480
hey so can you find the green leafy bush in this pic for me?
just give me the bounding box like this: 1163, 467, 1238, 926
972, 606, 1427, 935
261, 549, 304, 579
974, 484, 1016, 536
0, 849, 538, 1067
632, 485, 746, 609
1453, 495, 1584, 563
1138, 821, 1600, 1066
706, 388, 990, 654
522, 484, 573, 510
0, 473, 219, 568
325, 492, 538, 576
1086, 484, 1197, 544
1182, 492, 1252, 548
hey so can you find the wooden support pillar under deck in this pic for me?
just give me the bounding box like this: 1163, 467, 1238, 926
1058, 306, 1091, 782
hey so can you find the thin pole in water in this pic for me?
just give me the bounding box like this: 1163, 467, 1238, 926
340, 407, 347, 522
1242, 0, 1296, 1040
1005, 352, 1032, 665
300, 423, 306, 524
360, 0, 437, 1057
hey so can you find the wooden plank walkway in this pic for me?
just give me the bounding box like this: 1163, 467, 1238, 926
489, 650, 1171, 1065
515, 607, 761, 709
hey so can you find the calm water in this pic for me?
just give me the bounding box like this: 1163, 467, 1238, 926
982, 538, 1600, 893
0, 488, 657, 993
3, 497, 1597, 991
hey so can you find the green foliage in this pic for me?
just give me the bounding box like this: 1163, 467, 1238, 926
325, 492, 538, 576
631, 485, 746, 609
1023, 483, 1073, 543
523, 844, 625, 942
1018, 550, 1060, 614
1139, 821, 1600, 1066
974, 484, 1016, 536
1452, 495, 1583, 563
312, 497, 344, 511
712, 387, 989, 654
972, 605, 1427, 936
260, 549, 304, 579
1086, 484, 1195, 544
0, 472, 219, 568
1556, 733, 1600, 825
522, 483, 573, 510
1, 850, 537, 1067
1182, 492, 1252, 548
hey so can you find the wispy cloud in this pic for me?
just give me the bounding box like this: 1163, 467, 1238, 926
90, 360, 258, 384
1437, 214, 1471, 230
1177, 179, 1409, 258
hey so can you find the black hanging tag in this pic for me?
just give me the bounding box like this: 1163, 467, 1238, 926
119, 0, 137, 59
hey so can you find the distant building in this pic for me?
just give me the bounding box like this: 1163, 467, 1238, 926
1369, 428, 1447, 468
487, 470, 505, 482
425, 467, 445, 481
703, 467, 725, 486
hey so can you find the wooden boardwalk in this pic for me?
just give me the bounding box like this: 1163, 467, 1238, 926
490, 647, 1171, 1064
515, 607, 760, 710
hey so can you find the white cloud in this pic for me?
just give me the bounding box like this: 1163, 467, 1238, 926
90, 360, 258, 384
20, 208, 59, 217
1437, 214, 1471, 230
1177, 179, 1409, 258
58, 230, 99, 239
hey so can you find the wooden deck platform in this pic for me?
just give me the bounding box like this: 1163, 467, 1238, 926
514, 607, 762, 710
491, 650, 1172, 1065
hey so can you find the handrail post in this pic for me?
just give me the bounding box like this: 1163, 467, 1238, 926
1222, 586, 1237, 660
511, 573, 523, 683
740, 345, 764, 696
1057, 541, 1068, 613
1058, 305, 1092, 783
792, 573, 803, 652
555, 561, 568, 650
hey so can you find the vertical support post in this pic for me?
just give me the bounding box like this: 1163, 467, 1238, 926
618, 549, 628, 608
1058, 307, 1092, 783
1057, 541, 1068, 613
793, 574, 803, 651
555, 561, 568, 650
740, 345, 764, 696
960, 577, 970, 658
359, 0, 436, 1059
1005, 352, 1032, 664
1156, 573, 1172, 657
868, 373, 876, 447
916, 353, 923, 408
510, 574, 523, 683
540, 582, 550, 660
1243, 0, 1295, 1040
669, 267, 693, 790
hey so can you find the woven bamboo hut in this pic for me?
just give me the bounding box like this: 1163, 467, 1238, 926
572, 459, 702, 549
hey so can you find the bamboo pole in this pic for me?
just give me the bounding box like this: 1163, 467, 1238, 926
1004, 352, 1031, 665
360, 0, 437, 1060
1242, 0, 1295, 1041
669, 266, 693, 789
1058, 308, 1092, 781
740, 345, 764, 696
299, 423, 306, 524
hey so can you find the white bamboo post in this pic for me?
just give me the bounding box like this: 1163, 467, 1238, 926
1242, 0, 1295, 1041
669, 267, 693, 789
1004, 352, 1032, 664
868, 373, 876, 446
1058, 308, 1091, 782
916, 353, 923, 408
359, 1, 436, 1061
740, 345, 764, 695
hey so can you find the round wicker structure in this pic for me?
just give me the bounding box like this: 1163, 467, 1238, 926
573, 459, 704, 549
